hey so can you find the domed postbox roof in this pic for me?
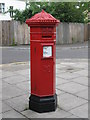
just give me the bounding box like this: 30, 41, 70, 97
26, 10, 60, 26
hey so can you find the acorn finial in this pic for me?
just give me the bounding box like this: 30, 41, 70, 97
42, 9, 45, 13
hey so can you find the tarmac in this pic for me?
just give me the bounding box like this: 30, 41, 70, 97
0, 58, 88, 119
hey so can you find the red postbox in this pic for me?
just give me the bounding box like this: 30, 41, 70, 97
26, 10, 60, 113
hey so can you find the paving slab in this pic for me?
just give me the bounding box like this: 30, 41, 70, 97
56, 68, 66, 74
56, 72, 80, 80
73, 69, 88, 77
2, 109, 26, 118
69, 103, 88, 118
15, 69, 30, 76
2, 84, 28, 100
56, 77, 70, 85
21, 108, 72, 118
2, 75, 29, 85
72, 76, 88, 86
4, 94, 29, 112
2, 71, 17, 79
63, 62, 88, 69
2, 102, 12, 113
57, 82, 88, 94
60, 62, 77, 66
75, 89, 88, 100
57, 93, 87, 111
2, 63, 29, 72
57, 64, 83, 73
2, 81, 10, 88
15, 81, 30, 93
56, 89, 65, 96
56, 64, 67, 70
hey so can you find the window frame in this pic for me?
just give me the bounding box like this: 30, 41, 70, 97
9, 6, 13, 17
0, 3, 5, 13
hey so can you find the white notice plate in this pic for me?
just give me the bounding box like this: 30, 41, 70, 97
43, 46, 52, 57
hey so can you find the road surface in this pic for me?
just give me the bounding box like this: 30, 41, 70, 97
0, 42, 88, 64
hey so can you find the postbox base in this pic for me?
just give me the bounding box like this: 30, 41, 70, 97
29, 94, 57, 113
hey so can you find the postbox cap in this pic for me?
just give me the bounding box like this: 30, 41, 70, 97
26, 10, 60, 26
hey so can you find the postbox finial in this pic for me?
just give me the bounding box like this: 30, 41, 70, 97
42, 9, 45, 13
26, 9, 60, 26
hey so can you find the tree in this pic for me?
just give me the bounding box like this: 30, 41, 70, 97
7, 7, 32, 23
7, 2, 89, 23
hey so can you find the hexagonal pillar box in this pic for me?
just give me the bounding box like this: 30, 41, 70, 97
26, 10, 60, 113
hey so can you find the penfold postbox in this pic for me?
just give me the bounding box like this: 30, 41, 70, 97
26, 10, 60, 113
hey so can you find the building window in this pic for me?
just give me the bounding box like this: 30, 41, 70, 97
0, 3, 5, 13
9, 6, 13, 17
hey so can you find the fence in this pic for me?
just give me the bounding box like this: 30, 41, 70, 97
0, 20, 30, 46
56, 22, 88, 44
0, 20, 89, 46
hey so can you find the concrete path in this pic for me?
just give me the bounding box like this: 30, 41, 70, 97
0, 59, 88, 119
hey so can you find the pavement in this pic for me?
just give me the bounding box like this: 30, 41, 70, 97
0, 58, 88, 119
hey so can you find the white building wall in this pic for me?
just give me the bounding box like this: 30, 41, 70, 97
0, 0, 26, 20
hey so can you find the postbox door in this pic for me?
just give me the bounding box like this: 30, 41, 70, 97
37, 43, 56, 96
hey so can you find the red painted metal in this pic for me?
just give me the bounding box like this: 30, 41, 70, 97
26, 10, 60, 26
26, 10, 60, 97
